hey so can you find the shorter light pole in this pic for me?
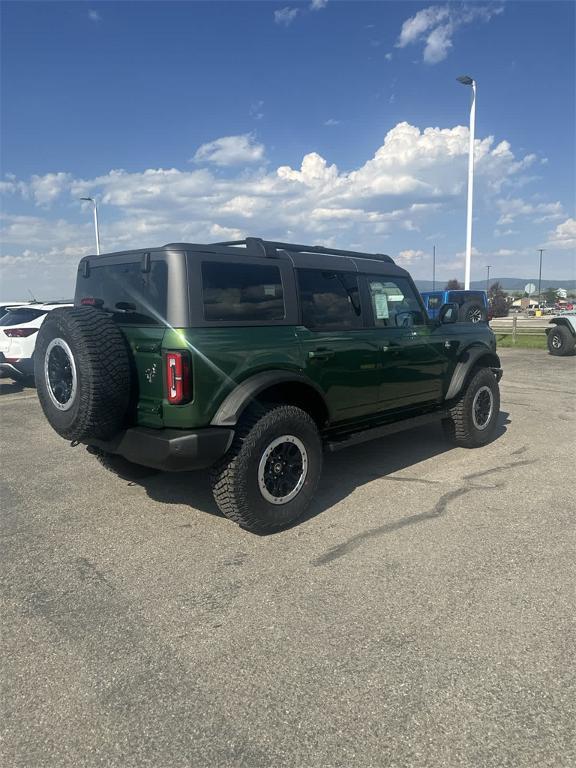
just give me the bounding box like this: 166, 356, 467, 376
486, 264, 492, 294
537, 249, 544, 302
432, 245, 436, 290
80, 196, 101, 255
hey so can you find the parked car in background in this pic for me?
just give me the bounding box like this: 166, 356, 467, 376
0, 303, 73, 382
420, 289, 488, 323
0, 301, 34, 319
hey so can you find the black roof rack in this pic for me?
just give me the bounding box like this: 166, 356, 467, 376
210, 237, 394, 263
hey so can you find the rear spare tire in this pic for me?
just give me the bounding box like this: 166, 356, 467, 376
459, 301, 486, 323
35, 307, 131, 441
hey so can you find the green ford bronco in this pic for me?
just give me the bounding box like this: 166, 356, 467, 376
35, 238, 502, 532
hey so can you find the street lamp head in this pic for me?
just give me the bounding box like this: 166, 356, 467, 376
80, 196, 94, 203
456, 75, 474, 86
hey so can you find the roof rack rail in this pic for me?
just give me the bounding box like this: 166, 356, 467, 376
211, 237, 394, 263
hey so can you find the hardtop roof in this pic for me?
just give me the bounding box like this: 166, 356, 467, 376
79, 237, 411, 278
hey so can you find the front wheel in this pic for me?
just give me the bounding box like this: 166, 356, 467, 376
210, 405, 322, 533
547, 325, 575, 356
443, 367, 500, 448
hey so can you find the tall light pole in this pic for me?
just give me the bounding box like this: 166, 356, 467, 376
486, 264, 492, 294
537, 249, 544, 302
80, 196, 101, 255
457, 74, 476, 290
432, 245, 436, 290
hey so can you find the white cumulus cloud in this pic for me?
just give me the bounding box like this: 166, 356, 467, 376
1, 120, 564, 295
274, 7, 299, 26
545, 218, 576, 251
192, 134, 265, 166
396, 4, 503, 64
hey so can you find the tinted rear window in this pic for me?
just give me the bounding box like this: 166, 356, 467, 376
0, 308, 46, 326
297, 269, 362, 330
449, 291, 484, 305
201, 262, 285, 322
77, 261, 168, 324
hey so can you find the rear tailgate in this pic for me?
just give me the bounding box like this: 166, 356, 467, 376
119, 325, 166, 428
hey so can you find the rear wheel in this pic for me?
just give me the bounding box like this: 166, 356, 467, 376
443, 367, 500, 448
210, 405, 322, 533
547, 325, 575, 356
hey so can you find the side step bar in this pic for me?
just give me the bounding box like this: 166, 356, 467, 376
325, 409, 450, 453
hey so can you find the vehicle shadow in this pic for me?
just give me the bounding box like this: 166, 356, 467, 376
131, 411, 510, 531
0, 378, 31, 396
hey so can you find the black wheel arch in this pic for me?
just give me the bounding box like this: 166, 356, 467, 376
445, 345, 501, 401
210, 371, 330, 429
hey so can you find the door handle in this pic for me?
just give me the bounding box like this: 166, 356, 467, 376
308, 348, 334, 360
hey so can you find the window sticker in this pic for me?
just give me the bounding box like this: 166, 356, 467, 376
374, 293, 389, 319
263, 285, 276, 297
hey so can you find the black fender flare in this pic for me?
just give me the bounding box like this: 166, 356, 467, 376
445, 346, 502, 401
210, 371, 330, 427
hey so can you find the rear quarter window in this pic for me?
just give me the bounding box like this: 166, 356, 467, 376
201, 262, 285, 322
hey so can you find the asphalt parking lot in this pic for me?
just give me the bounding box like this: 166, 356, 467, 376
1, 347, 575, 768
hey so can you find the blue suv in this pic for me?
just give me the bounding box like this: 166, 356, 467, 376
420, 290, 488, 323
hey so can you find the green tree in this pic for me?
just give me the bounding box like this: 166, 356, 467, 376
445, 279, 463, 290
488, 281, 509, 318
544, 287, 557, 305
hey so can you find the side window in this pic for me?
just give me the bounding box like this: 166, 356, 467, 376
367, 276, 426, 328
297, 269, 362, 330
201, 262, 285, 322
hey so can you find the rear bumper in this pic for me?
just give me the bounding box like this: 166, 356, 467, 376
0, 354, 33, 379
88, 426, 234, 472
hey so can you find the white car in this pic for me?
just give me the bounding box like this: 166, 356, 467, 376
0, 303, 73, 381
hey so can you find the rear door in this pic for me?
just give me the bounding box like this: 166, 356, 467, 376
364, 276, 452, 408
295, 268, 381, 422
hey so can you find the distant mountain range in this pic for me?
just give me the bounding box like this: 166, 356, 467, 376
414, 277, 576, 292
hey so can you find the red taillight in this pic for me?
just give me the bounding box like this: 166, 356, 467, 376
166, 351, 191, 405
3, 328, 38, 338
80, 297, 104, 307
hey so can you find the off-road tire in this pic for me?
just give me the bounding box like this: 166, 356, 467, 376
443, 367, 500, 448
459, 301, 487, 324
210, 404, 322, 533
35, 307, 131, 441
547, 325, 575, 356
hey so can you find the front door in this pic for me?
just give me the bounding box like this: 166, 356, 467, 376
295, 268, 381, 422
364, 276, 452, 408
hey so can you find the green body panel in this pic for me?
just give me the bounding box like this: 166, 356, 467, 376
117, 325, 165, 428
161, 326, 303, 429
120, 320, 496, 432
296, 328, 382, 421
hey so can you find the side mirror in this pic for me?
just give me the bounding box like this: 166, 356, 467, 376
439, 302, 459, 324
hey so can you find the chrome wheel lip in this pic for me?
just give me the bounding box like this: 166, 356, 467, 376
258, 434, 308, 505
44, 337, 77, 412
472, 385, 494, 430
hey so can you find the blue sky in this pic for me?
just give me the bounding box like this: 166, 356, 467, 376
1, 0, 574, 297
